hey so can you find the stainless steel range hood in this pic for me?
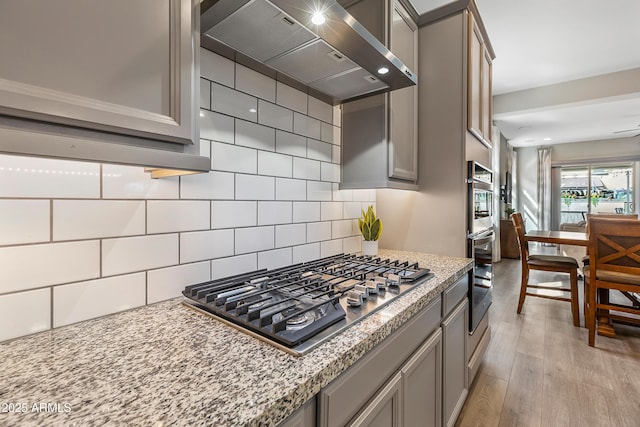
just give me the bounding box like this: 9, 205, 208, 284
200, 0, 417, 104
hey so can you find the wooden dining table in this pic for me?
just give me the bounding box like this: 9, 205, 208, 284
524, 230, 589, 246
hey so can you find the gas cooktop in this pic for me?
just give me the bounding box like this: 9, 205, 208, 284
182, 253, 432, 355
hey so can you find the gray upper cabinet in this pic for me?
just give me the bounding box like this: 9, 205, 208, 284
0, 0, 209, 173
340, 0, 418, 190
466, 11, 493, 149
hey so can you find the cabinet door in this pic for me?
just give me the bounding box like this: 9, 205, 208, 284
442, 299, 469, 427
467, 13, 483, 143
481, 47, 493, 146
402, 329, 442, 427
388, 1, 418, 181
0, 0, 197, 146
349, 372, 402, 427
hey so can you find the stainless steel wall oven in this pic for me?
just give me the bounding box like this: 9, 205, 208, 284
467, 161, 493, 333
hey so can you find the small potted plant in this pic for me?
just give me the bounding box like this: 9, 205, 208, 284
504, 203, 515, 219
358, 205, 382, 256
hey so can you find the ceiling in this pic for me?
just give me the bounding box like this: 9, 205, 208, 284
407, 0, 640, 147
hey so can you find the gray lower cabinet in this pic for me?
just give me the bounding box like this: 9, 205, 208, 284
281, 275, 471, 427
350, 372, 403, 427
442, 299, 469, 427
402, 328, 442, 427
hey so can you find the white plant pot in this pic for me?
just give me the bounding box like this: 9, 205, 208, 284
362, 240, 378, 256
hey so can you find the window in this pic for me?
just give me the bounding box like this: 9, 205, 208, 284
556, 163, 634, 225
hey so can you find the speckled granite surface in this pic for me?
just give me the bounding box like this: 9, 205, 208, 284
0, 250, 472, 426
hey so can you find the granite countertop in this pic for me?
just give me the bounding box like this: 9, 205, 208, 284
0, 250, 472, 426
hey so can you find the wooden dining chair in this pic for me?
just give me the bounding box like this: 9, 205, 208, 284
586, 217, 640, 346
512, 212, 580, 326
582, 213, 638, 318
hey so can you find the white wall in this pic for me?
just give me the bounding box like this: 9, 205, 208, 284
0, 49, 375, 342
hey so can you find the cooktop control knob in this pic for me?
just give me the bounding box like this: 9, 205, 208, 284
347, 290, 366, 307
374, 276, 388, 289
354, 284, 371, 298
364, 280, 380, 294
387, 273, 401, 287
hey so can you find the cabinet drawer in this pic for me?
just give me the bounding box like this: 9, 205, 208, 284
318, 296, 441, 427
442, 274, 469, 317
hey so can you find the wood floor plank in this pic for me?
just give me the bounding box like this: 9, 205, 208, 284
461, 257, 640, 427
455, 373, 507, 427
497, 352, 543, 427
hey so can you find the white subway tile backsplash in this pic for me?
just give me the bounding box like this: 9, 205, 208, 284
200, 110, 234, 143
332, 219, 354, 239
293, 158, 321, 180
211, 253, 257, 280
54, 200, 145, 241
275, 178, 306, 201
333, 105, 342, 127
200, 139, 212, 158
344, 201, 364, 219
332, 185, 352, 202
321, 202, 344, 221
308, 97, 333, 123
0, 241, 99, 294
258, 100, 293, 132
332, 144, 341, 164
275, 130, 306, 157
321, 162, 340, 183
147, 262, 211, 304
103, 165, 179, 199
293, 113, 321, 139
200, 48, 234, 87
236, 120, 276, 151
343, 236, 361, 254
211, 142, 257, 174
353, 190, 377, 202
0, 289, 50, 342
275, 223, 306, 248
236, 174, 275, 200
258, 151, 292, 178
235, 226, 274, 254
236, 64, 276, 102
292, 243, 320, 263
321, 239, 343, 258
200, 78, 211, 110
53, 273, 146, 328
0, 155, 100, 199
293, 202, 320, 223
258, 201, 292, 225
307, 221, 331, 243
307, 139, 332, 162
147, 201, 210, 234
212, 83, 258, 122
321, 122, 341, 145
212, 201, 257, 229
258, 248, 292, 270
103, 234, 178, 276
276, 82, 307, 114
0, 200, 50, 245
0, 45, 350, 343
181, 171, 234, 200
180, 229, 234, 263
307, 181, 333, 201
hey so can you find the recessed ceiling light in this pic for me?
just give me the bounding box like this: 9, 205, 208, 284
311, 11, 326, 25
199, 111, 204, 117
249, 108, 257, 113
377, 67, 389, 75
543, 137, 552, 141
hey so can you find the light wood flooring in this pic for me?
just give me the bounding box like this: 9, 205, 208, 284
456, 249, 640, 427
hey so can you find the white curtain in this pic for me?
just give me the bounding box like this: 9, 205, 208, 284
537, 147, 552, 230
